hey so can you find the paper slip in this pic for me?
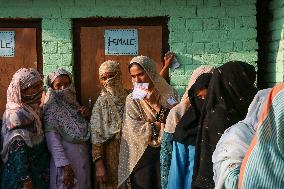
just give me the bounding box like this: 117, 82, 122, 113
132, 83, 149, 100
171, 57, 180, 69
167, 96, 178, 106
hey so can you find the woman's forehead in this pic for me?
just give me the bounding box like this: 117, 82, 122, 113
54, 74, 71, 82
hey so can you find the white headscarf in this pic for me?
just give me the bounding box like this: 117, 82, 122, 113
1, 68, 43, 162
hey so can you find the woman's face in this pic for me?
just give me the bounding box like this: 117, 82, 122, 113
52, 75, 71, 90
129, 64, 153, 86
196, 88, 208, 100
100, 72, 116, 85
21, 80, 44, 104
21, 80, 43, 97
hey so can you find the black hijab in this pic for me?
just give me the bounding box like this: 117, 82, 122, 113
173, 73, 212, 145
192, 61, 257, 189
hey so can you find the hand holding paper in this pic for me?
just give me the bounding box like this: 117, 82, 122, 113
132, 83, 149, 100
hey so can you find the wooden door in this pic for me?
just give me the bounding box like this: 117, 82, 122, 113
0, 21, 42, 116
77, 23, 168, 107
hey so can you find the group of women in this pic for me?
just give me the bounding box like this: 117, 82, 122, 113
0, 53, 283, 189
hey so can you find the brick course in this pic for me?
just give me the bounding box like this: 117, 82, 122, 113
0, 0, 258, 96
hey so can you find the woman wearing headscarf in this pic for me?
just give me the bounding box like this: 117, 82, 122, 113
191, 61, 257, 189
238, 84, 284, 188
90, 60, 129, 189
212, 88, 271, 189
160, 66, 213, 189
1, 68, 49, 189
118, 56, 179, 189
43, 68, 91, 189
168, 73, 212, 189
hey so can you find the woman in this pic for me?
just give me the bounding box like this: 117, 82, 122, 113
90, 60, 128, 189
212, 88, 271, 189
118, 56, 179, 189
238, 84, 284, 188
43, 68, 91, 189
168, 73, 212, 189
160, 66, 213, 189
192, 61, 257, 189
1, 68, 49, 189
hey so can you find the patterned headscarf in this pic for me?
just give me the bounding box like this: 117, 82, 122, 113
118, 56, 179, 187
1, 68, 43, 162
98, 60, 128, 97
43, 68, 90, 143
90, 60, 128, 144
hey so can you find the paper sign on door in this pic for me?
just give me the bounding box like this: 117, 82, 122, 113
0, 31, 15, 57
105, 29, 138, 55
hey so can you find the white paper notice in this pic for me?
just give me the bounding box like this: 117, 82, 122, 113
105, 29, 138, 55
132, 83, 149, 100
0, 31, 15, 57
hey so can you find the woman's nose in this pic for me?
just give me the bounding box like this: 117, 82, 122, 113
132, 77, 138, 83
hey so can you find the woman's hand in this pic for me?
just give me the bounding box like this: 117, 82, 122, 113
63, 164, 75, 188
164, 52, 175, 68
23, 178, 33, 189
160, 52, 175, 78
95, 159, 107, 183
145, 89, 161, 112
77, 106, 91, 117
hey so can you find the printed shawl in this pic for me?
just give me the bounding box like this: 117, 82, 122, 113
118, 56, 179, 187
212, 88, 271, 189
1, 68, 43, 162
43, 68, 90, 143
90, 60, 128, 144
238, 84, 284, 189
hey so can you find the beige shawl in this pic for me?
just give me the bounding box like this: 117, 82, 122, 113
118, 56, 179, 186
90, 60, 128, 144
164, 65, 214, 133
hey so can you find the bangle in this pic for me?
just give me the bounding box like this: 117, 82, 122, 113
150, 122, 159, 141
156, 106, 168, 123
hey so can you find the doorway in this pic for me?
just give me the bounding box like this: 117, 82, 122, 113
0, 19, 42, 115
73, 17, 169, 107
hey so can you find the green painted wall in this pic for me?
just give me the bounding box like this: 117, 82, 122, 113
267, 0, 284, 87
0, 0, 258, 95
